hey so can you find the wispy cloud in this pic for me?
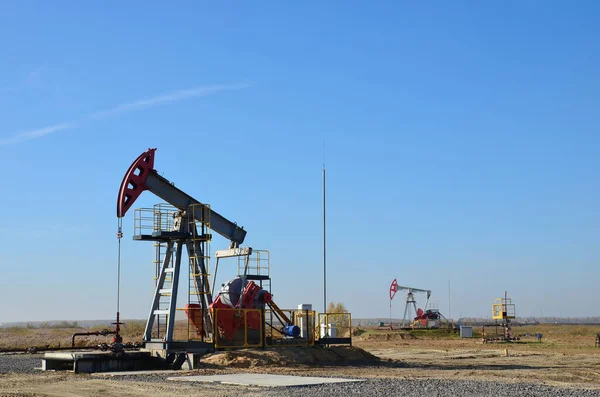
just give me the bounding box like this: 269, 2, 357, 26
0, 82, 253, 145
0, 122, 76, 145
89, 82, 253, 120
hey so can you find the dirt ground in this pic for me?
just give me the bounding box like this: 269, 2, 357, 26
2, 324, 600, 396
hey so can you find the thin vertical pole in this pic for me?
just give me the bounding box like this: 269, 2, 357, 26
323, 163, 327, 314
322, 139, 327, 314
117, 218, 122, 315
114, 218, 123, 343
448, 280, 451, 322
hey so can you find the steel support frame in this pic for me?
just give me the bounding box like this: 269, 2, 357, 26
401, 293, 418, 328
186, 229, 213, 338
143, 232, 214, 349
144, 241, 177, 342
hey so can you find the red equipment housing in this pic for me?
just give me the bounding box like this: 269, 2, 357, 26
184, 304, 203, 335
413, 308, 442, 327
209, 280, 272, 341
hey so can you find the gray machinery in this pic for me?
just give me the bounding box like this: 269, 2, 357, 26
117, 148, 255, 354
397, 285, 431, 328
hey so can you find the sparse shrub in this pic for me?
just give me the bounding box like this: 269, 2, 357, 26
36, 321, 82, 329
120, 320, 146, 339
352, 327, 366, 336
325, 302, 351, 337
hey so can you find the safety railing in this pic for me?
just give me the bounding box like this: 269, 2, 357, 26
153, 203, 178, 231
264, 308, 294, 337
291, 309, 315, 346
492, 298, 516, 319
176, 307, 213, 343
172, 307, 351, 348
133, 207, 156, 237
263, 308, 316, 347
238, 250, 270, 278
133, 204, 178, 237
316, 312, 352, 344
213, 308, 264, 349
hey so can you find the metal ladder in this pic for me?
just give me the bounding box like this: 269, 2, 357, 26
152, 240, 171, 337
144, 241, 182, 343
186, 204, 213, 341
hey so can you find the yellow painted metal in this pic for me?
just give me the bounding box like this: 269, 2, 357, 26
492, 297, 516, 319
186, 203, 212, 342
175, 307, 213, 342
267, 300, 292, 325
290, 310, 316, 347
213, 308, 263, 349
315, 312, 352, 341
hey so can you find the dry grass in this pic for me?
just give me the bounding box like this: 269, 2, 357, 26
354, 323, 600, 355
88, 320, 146, 339
0, 321, 147, 350
0, 319, 201, 350
3, 321, 600, 353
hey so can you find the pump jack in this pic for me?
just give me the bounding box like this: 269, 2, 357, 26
117, 148, 298, 355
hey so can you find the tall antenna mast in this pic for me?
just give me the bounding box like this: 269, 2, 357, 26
322, 140, 327, 314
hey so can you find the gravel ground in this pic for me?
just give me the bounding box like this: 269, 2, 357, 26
257, 379, 600, 397
108, 373, 600, 396
2, 354, 600, 396
0, 353, 42, 374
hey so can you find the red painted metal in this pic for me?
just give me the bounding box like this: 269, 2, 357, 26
389, 278, 398, 301
111, 311, 123, 344
117, 148, 156, 218
185, 304, 203, 335
413, 308, 441, 327
208, 280, 271, 341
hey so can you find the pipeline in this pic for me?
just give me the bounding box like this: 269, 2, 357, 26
0, 345, 97, 354
0, 341, 143, 354
71, 329, 115, 348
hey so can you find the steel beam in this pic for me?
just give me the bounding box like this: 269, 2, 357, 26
144, 172, 246, 246
215, 247, 253, 258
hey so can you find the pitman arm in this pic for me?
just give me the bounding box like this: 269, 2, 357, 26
117, 148, 247, 247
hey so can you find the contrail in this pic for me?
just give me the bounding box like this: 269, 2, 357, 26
0, 122, 75, 145
89, 82, 253, 119
0, 82, 253, 145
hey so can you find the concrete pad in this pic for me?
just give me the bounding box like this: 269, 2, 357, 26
44, 351, 150, 360
167, 373, 364, 387
42, 350, 157, 373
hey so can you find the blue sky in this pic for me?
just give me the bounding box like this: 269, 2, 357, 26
1, 1, 598, 322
